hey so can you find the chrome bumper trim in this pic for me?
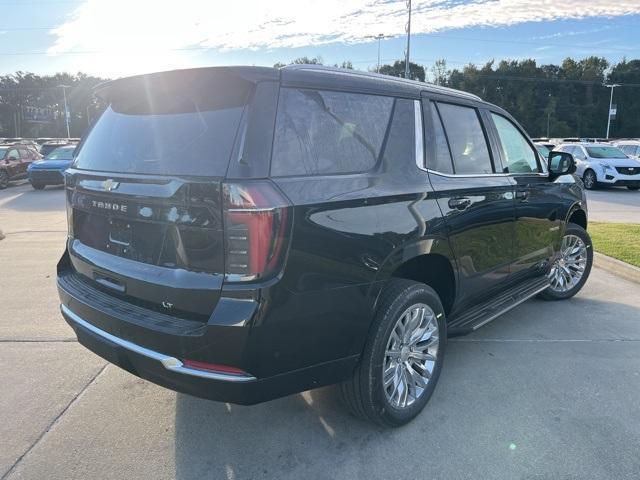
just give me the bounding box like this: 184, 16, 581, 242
61, 304, 256, 383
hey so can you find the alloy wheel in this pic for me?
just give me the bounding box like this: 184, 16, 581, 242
383, 303, 439, 409
583, 170, 596, 190
548, 234, 588, 293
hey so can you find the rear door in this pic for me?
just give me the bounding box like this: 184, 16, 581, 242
422, 97, 515, 307
486, 111, 563, 280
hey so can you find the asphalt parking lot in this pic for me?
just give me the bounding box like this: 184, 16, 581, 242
1, 182, 639, 480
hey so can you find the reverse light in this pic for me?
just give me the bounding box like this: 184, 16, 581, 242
223, 181, 291, 282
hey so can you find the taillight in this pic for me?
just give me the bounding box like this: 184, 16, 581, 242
223, 181, 291, 282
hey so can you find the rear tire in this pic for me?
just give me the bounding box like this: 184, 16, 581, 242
627, 186, 639, 191
540, 223, 593, 301
0, 170, 8, 189
31, 183, 45, 190
582, 169, 597, 190
340, 279, 446, 427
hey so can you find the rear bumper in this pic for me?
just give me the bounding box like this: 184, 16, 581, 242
61, 303, 357, 405
58, 270, 359, 405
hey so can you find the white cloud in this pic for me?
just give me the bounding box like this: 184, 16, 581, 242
48, 0, 640, 74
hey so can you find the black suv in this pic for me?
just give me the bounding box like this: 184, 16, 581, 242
58, 66, 592, 426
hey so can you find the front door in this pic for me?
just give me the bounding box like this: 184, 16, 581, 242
487, 111, 563, 280
422, 98, 515, 308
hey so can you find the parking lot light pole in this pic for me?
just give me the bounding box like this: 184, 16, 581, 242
605, 83, 620, 139
366, 34, 392, 73
58, 84, 71, 139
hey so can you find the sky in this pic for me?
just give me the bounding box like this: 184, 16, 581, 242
1, 0, 639, 79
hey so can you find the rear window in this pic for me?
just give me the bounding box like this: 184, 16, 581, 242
74, 73, 251, 177
271, 88, 394, 176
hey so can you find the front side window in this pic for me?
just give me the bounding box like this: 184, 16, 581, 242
491, 113, 540, 173
271, 88, 394, 176
436, 103, 493, 175
7, 149, 19, 160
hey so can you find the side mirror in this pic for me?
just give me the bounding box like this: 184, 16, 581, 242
548, 151, 576, 178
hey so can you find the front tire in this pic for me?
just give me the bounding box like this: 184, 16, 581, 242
582, 169, 597, 190
627, 186, 639, 191
340, 279, 446, 427
0, 170, 8, 189
540, 223, 593, 301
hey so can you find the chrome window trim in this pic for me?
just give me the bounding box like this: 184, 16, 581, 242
61, 304, 256, 383
424, 168, 548, 179
414, 100, 424, 171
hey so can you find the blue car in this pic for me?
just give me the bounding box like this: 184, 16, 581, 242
27, 144, 76, 189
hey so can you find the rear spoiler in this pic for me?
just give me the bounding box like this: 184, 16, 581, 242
94, 66, 280, 102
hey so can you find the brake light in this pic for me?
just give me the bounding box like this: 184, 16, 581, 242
223, 181, 291, 282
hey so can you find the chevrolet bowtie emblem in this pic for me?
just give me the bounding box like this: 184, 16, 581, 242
103, 179, 119, 192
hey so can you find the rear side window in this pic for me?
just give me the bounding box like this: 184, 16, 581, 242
491, 113, 540, 173
271, 88, 393, 176
436, 103, 493, 175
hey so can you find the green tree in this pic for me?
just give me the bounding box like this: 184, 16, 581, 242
379, 60, 425, 82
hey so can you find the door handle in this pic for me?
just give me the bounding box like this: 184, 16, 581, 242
515, 190, 529, 201
448, 197, 471, 210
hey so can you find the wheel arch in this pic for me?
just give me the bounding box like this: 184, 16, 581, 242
370, 238, 458, 317
565, 202, 588, 230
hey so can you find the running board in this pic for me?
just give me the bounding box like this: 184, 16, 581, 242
447, 277, 550, 336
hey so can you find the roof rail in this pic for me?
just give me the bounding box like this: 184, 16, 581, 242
283, 64, 482, 101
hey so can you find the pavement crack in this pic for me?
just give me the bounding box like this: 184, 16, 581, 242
0, 364, 109, 480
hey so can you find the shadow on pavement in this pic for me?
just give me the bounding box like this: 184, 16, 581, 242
174, 386, 382, 479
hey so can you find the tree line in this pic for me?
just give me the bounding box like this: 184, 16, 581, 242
1, 56, 638, 139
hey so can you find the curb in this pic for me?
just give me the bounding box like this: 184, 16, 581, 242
594, 252, 640, 284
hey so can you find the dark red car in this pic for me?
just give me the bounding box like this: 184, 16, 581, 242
0, 144, 42, 189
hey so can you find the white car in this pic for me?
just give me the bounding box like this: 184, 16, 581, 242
555, 143, 640, 191
615, 140, 640, 161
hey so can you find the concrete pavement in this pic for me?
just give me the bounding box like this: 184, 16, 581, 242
586, 188, 640, 223
1, 182, 639, 480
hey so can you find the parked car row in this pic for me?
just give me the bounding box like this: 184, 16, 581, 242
0, 139, 78, 189
532, 137, 640, 191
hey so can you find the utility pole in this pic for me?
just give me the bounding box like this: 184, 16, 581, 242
58, 84, 71, 139
605, 84, 619, 139
366, 34, 391, 73
404, 0, 412, 79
